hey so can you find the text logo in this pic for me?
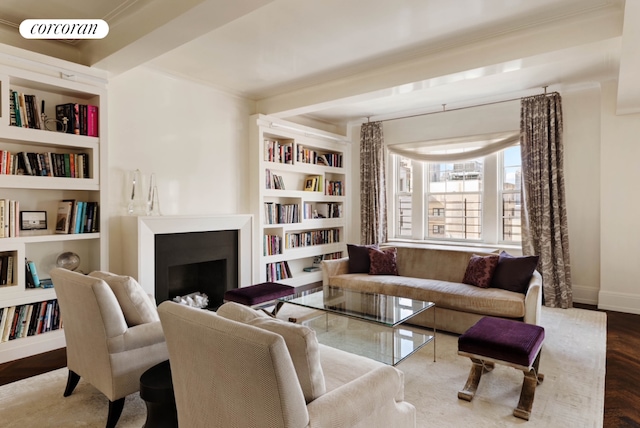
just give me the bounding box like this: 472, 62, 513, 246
20, 19, 109, 39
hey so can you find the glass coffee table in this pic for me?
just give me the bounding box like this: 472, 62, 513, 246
279, 286, 435, 366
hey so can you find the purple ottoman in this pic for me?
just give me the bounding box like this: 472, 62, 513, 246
457, 317, 545, 421
223, 282, 294, 315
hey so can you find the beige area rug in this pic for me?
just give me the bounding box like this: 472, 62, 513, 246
0, 306, 605, 427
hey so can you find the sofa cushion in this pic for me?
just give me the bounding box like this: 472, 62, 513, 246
347, 244, 378, 273
216, 301, 270, 323
249, 317, 326, 403
462, 254, 500, 288
368, 247, 399, 275
328, 274, 526, 318
491, 251, 539, 294
88, 271, 159, 326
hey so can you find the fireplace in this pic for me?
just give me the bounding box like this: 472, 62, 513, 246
121, 215, 253, 305
155, 230, 238, 308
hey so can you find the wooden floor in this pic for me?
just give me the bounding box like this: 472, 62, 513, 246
0, 307, 638, 427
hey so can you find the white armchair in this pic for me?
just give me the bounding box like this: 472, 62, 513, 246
158, 300, 416, 428
50, 268, 169, 428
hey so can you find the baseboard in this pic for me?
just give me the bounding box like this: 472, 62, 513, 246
598, 290, 640, 315
572, 283, 600, 305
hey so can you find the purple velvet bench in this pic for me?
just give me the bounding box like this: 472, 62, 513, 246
223, 282, 294, 315
457, 317, 545, 421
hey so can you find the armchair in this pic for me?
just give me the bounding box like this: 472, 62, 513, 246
158, 300, 416, 428
50, 268, 169, 428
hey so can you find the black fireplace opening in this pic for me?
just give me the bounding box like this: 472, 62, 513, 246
155, 230, 238, 309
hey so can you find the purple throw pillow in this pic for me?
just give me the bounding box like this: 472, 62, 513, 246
490, 251, 539, 294
462, 254, 500, 288
368, 247, 399, 275
347, 244, 378, 273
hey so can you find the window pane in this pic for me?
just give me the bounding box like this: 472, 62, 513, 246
426, 157, 483, 240
395, 156, 412, 237
501, 146, 522, 242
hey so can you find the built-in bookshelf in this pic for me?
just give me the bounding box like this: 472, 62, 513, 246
0, 52, 108, 363
251, 114, 349, 287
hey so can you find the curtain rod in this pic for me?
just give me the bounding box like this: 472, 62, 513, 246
373, 90, 559, 124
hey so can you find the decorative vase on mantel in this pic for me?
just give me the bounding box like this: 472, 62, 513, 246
126, 169, 147, 216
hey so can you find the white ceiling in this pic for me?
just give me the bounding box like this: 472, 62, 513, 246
0, 0, 636, 128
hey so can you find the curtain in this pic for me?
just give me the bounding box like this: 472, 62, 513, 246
520, 93, 572, 308
387, 131, 520, 162
360, 122, 387, 245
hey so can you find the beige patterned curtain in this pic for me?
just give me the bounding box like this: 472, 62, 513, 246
520, 93, 572, 308
360, 122, 387, 245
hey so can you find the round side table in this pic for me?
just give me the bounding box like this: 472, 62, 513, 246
139, 360, 178, 428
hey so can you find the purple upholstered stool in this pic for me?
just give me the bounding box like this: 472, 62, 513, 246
223, 282, 294, 315
457, 317, 545, 421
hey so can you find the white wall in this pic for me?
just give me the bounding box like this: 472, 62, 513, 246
599, 81, 640, 314
107, 66, 254, 272
348, 87, 603, 305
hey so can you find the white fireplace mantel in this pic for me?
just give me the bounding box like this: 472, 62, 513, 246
121, 214, 253, 296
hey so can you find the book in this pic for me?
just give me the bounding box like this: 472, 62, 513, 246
26, 260, 40, 287
87, 105, 98, 136
1, 306, 15, 342
55, 200, 74, 234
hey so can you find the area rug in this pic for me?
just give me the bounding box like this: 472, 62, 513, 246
0, 306, 605, 427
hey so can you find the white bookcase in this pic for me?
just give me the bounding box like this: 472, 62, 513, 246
250, 114, 349, 288
0, 55, 108, 363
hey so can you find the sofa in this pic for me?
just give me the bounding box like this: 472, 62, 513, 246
322, 245, 542, 334
158, 300, 416, 428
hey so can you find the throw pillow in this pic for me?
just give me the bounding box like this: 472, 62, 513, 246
368, 247, 399, 275
462, 255, 500, 288
248, 317, 326, 403
88, 271, 159, 326
216, 301, 270, 323
491, 251, 540, 294
347, 243, 378, 273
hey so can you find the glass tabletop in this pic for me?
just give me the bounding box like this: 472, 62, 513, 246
278, 286, 436, 366
278, 286, 434, 327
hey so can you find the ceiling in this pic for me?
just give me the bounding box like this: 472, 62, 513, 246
1, 0, 637, 129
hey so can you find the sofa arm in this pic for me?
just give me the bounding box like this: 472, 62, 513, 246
524, 270, 543, 326
322, 257, 350, 285
107, 320, 166, 354
306, 365, 413, 427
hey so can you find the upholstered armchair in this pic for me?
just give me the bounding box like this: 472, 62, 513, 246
50, 268, 169, 428
158, 300, 416, 428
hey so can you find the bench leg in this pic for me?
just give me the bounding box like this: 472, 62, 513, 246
513, 353, 544, 420
458, 358, 494, 401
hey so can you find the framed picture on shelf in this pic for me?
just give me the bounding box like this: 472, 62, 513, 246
20, 211, 47, 230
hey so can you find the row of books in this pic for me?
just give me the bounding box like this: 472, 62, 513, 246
0, 254, 15, 286
264, 139, 293, 164
266, 261, 292, 281
9, 90, 45, 130
325, 180, 344, 196
285, 228, 341, 249
265, 169, 285, 190
297, 146, 343, 168
0, 200, 20, 238
55, 103, 99, 136
264, 202, 300, 224
25, 259, 52, 289
0, 151, 91, 178
264, 234, 283, 256
55, 200, 99, 234
303, 202, 343, 219
0, 300, 61, 343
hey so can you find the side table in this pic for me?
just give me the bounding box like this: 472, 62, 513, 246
139, 360, 178, 428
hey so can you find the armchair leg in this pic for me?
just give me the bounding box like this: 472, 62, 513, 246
63, 370, 81, 397
106, 397, 125, 428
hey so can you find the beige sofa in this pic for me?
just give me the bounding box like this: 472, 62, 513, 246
322, 246, 542, 334
158, 300, 416, 428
